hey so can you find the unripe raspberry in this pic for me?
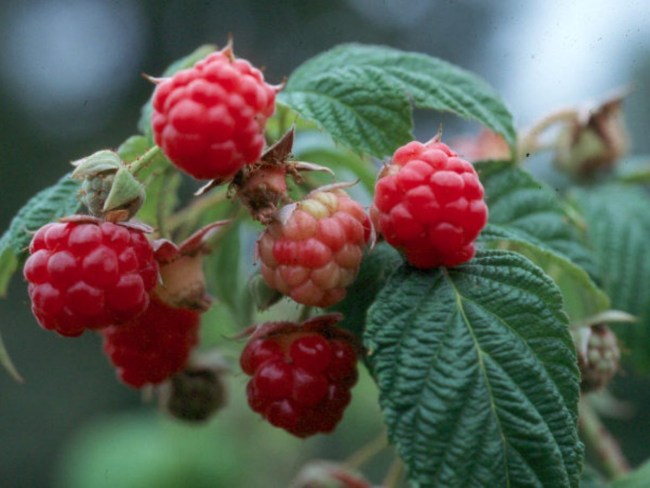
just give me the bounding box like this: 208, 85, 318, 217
23, 218, 158, 337
102, 296, 200, 388
258, 188, 371, 308
151, 44, 278, 180
240, 314, 359, 438
574, 324, 621, 393
371, 139, 488, 268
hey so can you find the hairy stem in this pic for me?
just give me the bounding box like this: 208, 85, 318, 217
128, 145, 164, 176
344, 432, 388, 470
579, 398, 630, 479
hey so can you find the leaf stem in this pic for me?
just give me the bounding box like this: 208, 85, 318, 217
382, 457, 404, 488
518, 108, 578, 162
579, 398, 630, 479
343, 432, 388, 470
127, 145, 163, 176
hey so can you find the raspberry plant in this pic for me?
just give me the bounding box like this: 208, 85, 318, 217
2, 40, 650, 487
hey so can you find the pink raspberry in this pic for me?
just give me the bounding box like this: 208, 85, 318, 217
102, 296, 200, 388
151, 45, 278, 180
371, 139, 488, 268
23, 219, 158, 337
240, 314, 358, 438
258, 188, 371, 308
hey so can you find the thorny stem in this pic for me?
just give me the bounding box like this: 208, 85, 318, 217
518, 108, 579, 162
579, 398, 630, 480
343, 433, 388, 470
382, 458, 404, 488
127, 145, 164, 176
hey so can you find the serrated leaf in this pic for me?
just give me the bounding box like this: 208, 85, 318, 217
281, 44, 516, 158
0, 174, 80, 258
329, 243, 401, 338
477, 161, 608, 321
572, 184, 650, 370
138, 44, 216, 136
365, 250, 582, 487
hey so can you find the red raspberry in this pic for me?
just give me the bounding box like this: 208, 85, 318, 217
102, 296, 200, 388
240, 314, 359, 438
371, 139, 488, 268
23, 219, 158, 337
258, 188, 371, 308
151, 45, 277, 180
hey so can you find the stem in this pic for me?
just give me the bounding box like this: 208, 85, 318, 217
382, 458, 404, 488
166, 189, 228, 233
579, 398, 630, 479
127, 145, 164, 176
343, 433, 388, 470
518, 108, 579, 162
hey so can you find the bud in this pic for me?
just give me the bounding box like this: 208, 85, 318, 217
157, 350, 229, 422
290, 461, 371, 488
72, 150, 145, 220
573, 324, 621, 393
554, 90, 629, 179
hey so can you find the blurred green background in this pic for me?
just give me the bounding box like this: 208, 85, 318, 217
1, 1, 650, 486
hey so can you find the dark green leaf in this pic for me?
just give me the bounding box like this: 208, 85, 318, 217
281, 44, 516, 158
477, 161, 608, 321
138, 45, 217, 136
572, 184, 650, 370
329, 243, 401, 338
365, 250, 582, 487
0, 174, 80, 258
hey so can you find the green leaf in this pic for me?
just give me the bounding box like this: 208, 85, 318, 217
0, 174, 80, 258
365, 250, 582, 487
0, 246, 18, 297
580, 466, 607, 488
611, 458, 650, 488
281, 43, 516, 158
477, 161, 608, 321
117, 135, 153, 163
138, 44, 217, 136
330, 243, 401, 338
572, 184, 650, 370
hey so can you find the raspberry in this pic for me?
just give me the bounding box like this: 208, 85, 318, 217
258, 188, 371, 308
23, 218, 158, 337
574, 324, 621, 393
371, 139, 488, 268
151, 44, 278, 180
102, 296, 200, 388
240, 314, 359, 438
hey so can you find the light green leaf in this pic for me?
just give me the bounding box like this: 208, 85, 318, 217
572, 184, 650, 370
611, 458, 650, 488
281, 44, 516, 158
365, 250, 582, 487
477, 161, 608, 321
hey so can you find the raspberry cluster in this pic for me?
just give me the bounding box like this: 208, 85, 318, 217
23, 219, 158, 337
258, 188, 371, 308
102, 296, 200, 388
371, 139, 488, 268
240, 316, 358, 438
151, 45, 277, 180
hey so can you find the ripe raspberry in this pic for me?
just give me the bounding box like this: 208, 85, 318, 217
371, 139, 488, 268
258, 188, 371, 308
102, 296, 200, 388
240, 314, 359, 438
575, 324, 621, 393
151, 45, 278, 180
23, 218, 158, 337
